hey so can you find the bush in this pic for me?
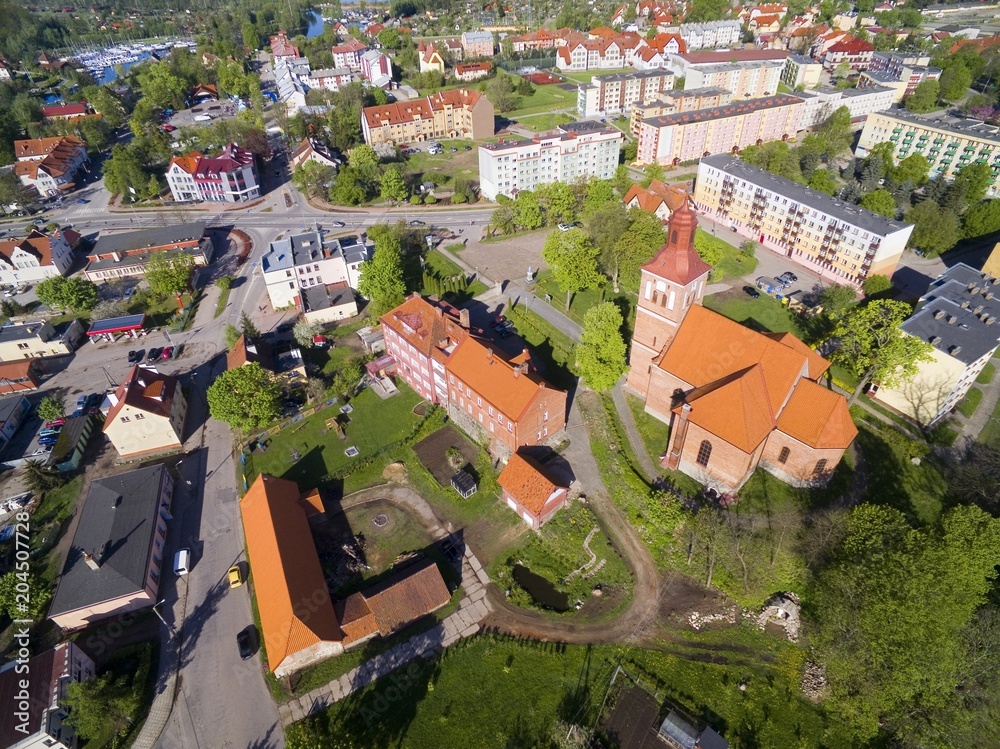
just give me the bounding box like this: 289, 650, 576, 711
409, 194, 423, 205
861, 274, 893, 297
451, 193, 467, 204
424, 195, 437, 205
216, 276, 233, 291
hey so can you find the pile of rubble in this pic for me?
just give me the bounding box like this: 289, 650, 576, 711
756, 592, 801, 641
687, 606, 738, 630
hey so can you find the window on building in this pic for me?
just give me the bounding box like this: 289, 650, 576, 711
120, 416, 130, 422
813, 459, 828, 476
778, 446, 790, 464
696, 440, 712, 467
135, 413, 145, 420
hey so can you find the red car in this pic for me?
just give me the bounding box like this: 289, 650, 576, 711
162, 124, 176, 132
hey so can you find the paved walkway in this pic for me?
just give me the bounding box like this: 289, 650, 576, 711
610, 380, 658, 482
277, 538, 492, 726
956, 357, 1000, 441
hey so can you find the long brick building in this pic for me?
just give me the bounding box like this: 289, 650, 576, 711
361, 89, 494, 145
625, 200, 857, 491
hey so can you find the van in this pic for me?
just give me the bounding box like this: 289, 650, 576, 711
193, 114, 213, 122
174, 548, 191, 575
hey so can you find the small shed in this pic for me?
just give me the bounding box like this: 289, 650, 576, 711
87, 314, 146, 341
450, 470, 477, 498
356, 326, 385, 354
365, 354, 397, 378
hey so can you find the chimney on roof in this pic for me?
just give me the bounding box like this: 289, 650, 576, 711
82, 551, 100, 571
948, 315, 958, 324
950, 345, 962, 355
933, 309, 944, 319
459, 308, 470, 329
487, 348, 493, 363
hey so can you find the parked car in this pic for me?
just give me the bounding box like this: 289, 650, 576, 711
162, 124, 176, 132
773, 276, 792, 289
779, 271, 798, 283
45, 419, 65, 428
147, 347, 163, 362
38, 436, 59, 446
161, 346, 174, 360
499, 326, 517, 338
283, 193, 292, 207
743, 285, 761, 298
557, 222, 580, 232
330, 221, 346, 228
464, 145, 472, 150
450, 146, 458, 152
39, 429, 62, 439
408, 219, 426, 227
127, 350, 141, 364
228, 565, 244, 588
237, 626, 256, 660
74, 395, 88, 411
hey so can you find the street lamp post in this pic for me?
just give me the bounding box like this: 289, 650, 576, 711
152, 599, 172, 630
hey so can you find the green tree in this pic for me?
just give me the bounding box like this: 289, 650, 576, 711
207, 362, 282, 431
582, 178, 615, 216
891, 153, 930, 185
821, 284, 859, 318
102, 144, 153, 200
577, 302, 627, 391
939, 63, 973, 102
810, 504, 1000, 745
484, 72, 521, 112
23, 459, 66, 493
536, 181, 577, 224
512, 190, 543, 230
613, 209, 667, 291
224, 323, 242, 350
378, 27, 401, 49
0, 570, 50, 621
808, 168, 839, 195
831, 299, 935, 400
542, 228, 604, 311
860, 274, 893, 297
136, 63, 187, 109
859, 189, 898, 218
907, 200, 962, 256
10, 93, 42, 132
37, 396, 64, 422
348, 143, 380, 181
35, 276, 98, 312
239, 311, 260, 340
816, 106, 855, 157
357, 244, 405, 316
329, 166, 368, 205
951, 161, 992, 207
739, 240, 757, 258
64, 653, 148, 740
215, 276, 233, 291
145, 253, 195, 297
242, 22, 260, 50
962, 199, 1000, 238
906, 79, 939, 112
378, 166, 408, 203
80, 85, 126, 128
293, 320, 322, 347
639, 163, 665, 188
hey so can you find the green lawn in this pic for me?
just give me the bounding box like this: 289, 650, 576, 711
624, 393, 670, 466
34, 476, 85, 587
423, 249, 463, 278
703, 289, 808, 338
695, 228, 759, 281
504, 302, 578, 390
287, 632, 825, 749
403, 142, 480, 192
505, 84, 577, 117
976, 362, 996, 385
214, 286, 231, 317
244, 387, 425, 488
514, 112, 574, 132
958, 387, 984, 418
978, 390, 1000, 447
532, 268, 636, 332
491, 500, 633, 618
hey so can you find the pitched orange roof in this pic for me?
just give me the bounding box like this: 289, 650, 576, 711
168, 151, 202, 175
776, 379, 857, 449
752, 13, 782, 26
445, 337, 557, 421
675, 364, 776, 453
362, 560, 451, 634
240, 475, 343, 671
763, 331, 829, 380
226, 334, 275, 371
623, 180, 688, 216
335, 593, 379, 643
103, 365, 180, 428
14, 135, 84, 159
589, 26, 618, 39
0, 230, 58, 267
498, 453, 567, 515
379, 294, 469, 361
363, 88, 483, 128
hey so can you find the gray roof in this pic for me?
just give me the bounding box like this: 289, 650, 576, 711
85, 242, 212, 273
862, 70, 900, 83
0, 393, 27, 424
688, 59, 784, 74
585, 68, 675, 87
262, 231, 372, 273
462, 30, 494, 43
902, 263, 1000, 365
700, 154, 912, 237
869, 110, 1000, 143
92, 222, 207, 255
309, 67, 353, 78
0, 321, 51, 345
788, 54, 819, 65
302, 283, 355, 312
49, 464, 169, 618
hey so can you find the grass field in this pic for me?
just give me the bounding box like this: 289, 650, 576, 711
403, 141, 480, 193
703, 289, 808, 339
505, 84, 577, 117
978, 391, 1000, 447
977, 362, 996, 384
624, 393, 670, 466
958, 387, 984, 418
515, 112, 575, 131
287, 631, 825, 749
245, 387, 425, 488
695, 228, 758, 281
531, 269, 636, 332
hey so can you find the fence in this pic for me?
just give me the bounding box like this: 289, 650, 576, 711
498, 55, 558, 72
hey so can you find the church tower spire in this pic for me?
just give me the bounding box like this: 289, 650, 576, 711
624, 197, 714, 398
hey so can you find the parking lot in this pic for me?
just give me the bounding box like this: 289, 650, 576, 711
163, 101, 239, 133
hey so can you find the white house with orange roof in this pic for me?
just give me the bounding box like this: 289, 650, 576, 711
498, 451, 570, 529
103, 365, 188, 459
0, 228, 74, 286
13, 135, 88, 197
418, 42, 446, 74
622, 180, 688, 222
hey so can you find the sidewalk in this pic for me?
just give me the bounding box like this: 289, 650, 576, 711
610, 380, 658, 482
277, 540, 492, 727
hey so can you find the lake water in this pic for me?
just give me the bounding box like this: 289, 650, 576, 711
306, 11, 325, 38
512, 565, 570, 612
98, 51, 152, 85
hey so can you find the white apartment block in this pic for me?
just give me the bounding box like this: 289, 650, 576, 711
789, 85, 895, 128
678, 21, 742, 51
478, 122, 623, 201
694, 154, 914, 287
0, 229, 74, 287
260, 231, 373, 310
577, 69, 676, 117
872, 264, 1000, 426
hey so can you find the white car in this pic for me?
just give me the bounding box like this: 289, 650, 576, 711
193, 114, 213, 122
557, 223, 579, 232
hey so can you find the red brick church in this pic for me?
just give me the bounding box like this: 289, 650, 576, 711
624, 199, 857, 491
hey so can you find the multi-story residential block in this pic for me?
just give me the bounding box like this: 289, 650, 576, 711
380, 294, 568, 457
103, 365, 188, 459
478, 121, 623, 201
455, 62, 492, 82
872, 264, 1000, 426
636, 95, 802, 166
48, 464, 174, 629
668, 50, 787, 100
261, 230, 372, 310
678, 20, 742, 51
577, 68, 676, 117
0, 228, 75, 286
629, 86, 732, 135
308, 67, 358, 91
166, 142, 259, 204
507, 27, 578, 52
822, 36, 874, 70
0, 641, 95, 748
858, 63, 941, 103
856, 111, 1000, 191
781, 54, 823, 90
13, 135, 88, 197
625, 201, 856, 491
694, 154, 914, 285
0, 393, 30, 451
868, 51, 931, 76
331, 37, 367, 69
360, 49, 393, 88
361, 89, 494, 145
0, 319, 84, 361
418, 43, 445, 74
441, 37, 464, 60
85, 223, 215, 282
270, 31, 300, 60
273, 56, 309, 114
556, 33, 644, 71
461, 30, 495, 57
789, 85, 895, 128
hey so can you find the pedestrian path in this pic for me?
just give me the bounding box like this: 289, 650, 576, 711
277, 539, 492, 727
611, 380, 659, 482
